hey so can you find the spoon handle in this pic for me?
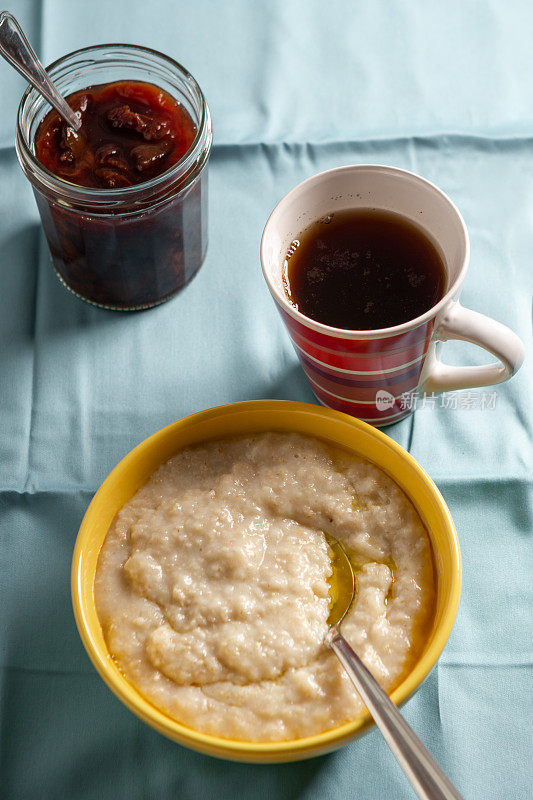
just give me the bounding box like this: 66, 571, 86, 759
0, 10, 80, 130
330, 631, 464, 800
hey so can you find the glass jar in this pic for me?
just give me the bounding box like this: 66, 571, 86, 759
16, 44, 212, 310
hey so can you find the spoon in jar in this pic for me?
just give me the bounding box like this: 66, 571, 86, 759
0, 10, 81, 130
326, 535, 464, 800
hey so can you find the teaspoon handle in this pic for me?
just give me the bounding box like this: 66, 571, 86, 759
330, 631, 464, 800
0, 10, 80, 130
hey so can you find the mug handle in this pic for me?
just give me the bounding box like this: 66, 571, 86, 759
422, 303, 524, 394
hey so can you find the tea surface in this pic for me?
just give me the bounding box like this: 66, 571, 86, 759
285, 209, 446, 330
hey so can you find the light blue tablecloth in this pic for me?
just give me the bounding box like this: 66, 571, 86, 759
0, 2, 531, 798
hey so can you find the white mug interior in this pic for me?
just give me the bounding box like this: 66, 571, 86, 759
261, 164, 470, 336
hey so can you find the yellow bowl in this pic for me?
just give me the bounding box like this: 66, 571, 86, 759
72, 400, 461, 762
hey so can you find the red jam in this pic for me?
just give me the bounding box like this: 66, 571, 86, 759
35, 81, 197, 188
31, 80, 208, 310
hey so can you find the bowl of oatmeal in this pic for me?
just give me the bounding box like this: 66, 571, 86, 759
72, 400, 461, 762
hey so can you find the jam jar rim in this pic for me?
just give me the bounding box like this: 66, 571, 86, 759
15, 42, 212, 209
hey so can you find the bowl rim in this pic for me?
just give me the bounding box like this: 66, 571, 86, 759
71, 400, 461, 762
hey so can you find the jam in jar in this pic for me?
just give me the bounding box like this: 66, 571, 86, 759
16, 45, 212, 310
35, 81, 197, 189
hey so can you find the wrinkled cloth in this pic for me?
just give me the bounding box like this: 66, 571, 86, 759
0, 1, 531, 798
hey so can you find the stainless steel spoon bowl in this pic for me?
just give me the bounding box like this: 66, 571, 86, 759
326, 535, 464, 800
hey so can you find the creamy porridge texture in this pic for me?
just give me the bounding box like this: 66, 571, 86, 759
95, 433, 435, 742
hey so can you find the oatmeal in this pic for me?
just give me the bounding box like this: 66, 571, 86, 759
95, 433, 435, 742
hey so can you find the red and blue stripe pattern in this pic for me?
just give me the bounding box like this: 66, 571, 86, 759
278, 308, 434, 425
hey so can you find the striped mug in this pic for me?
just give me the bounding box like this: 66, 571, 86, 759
261, 165, 524, 426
